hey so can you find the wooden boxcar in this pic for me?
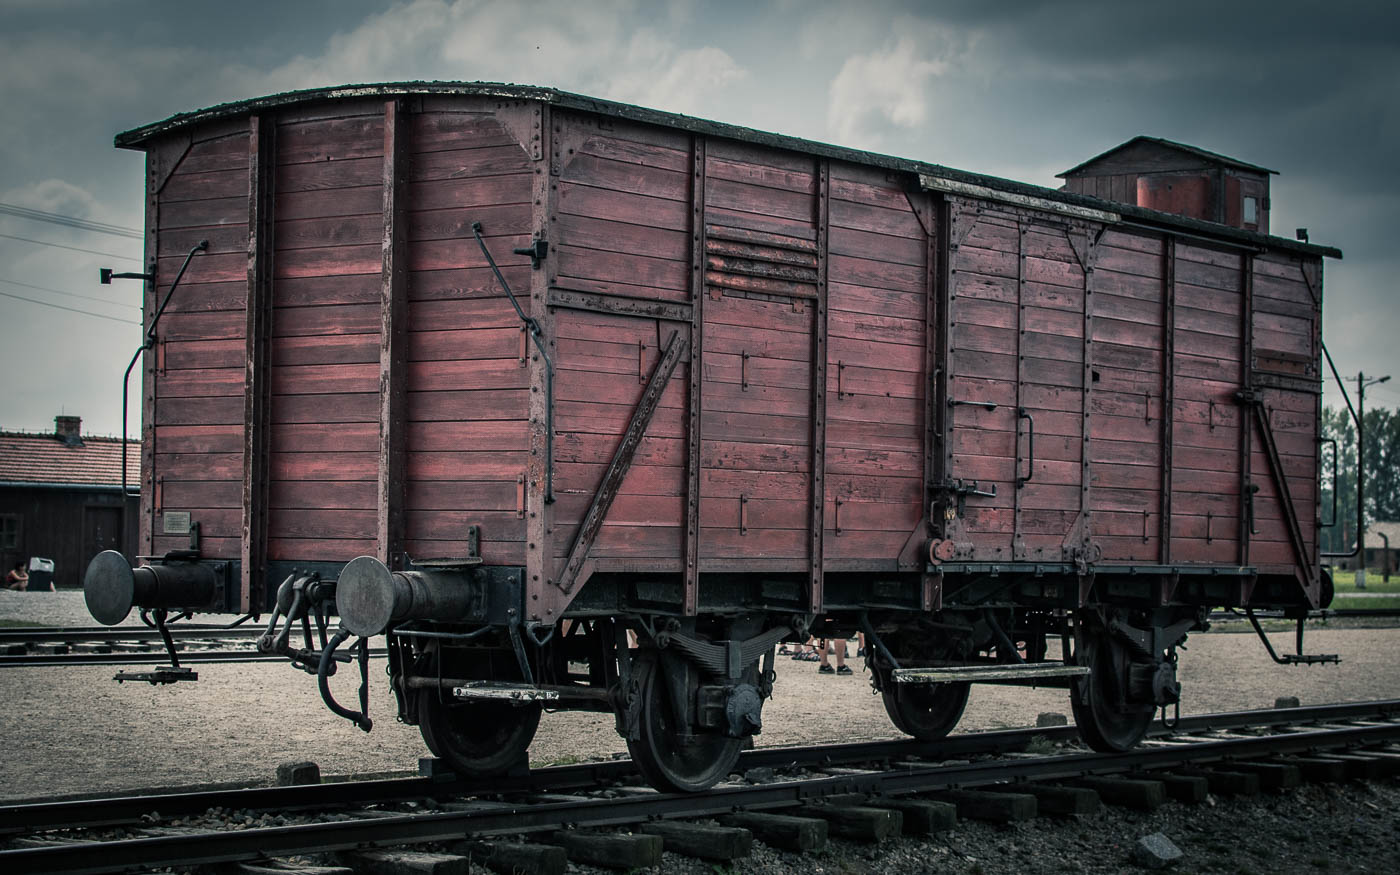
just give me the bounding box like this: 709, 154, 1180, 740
85, 83, 1340, 791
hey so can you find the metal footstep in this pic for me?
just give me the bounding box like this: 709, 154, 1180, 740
451, 681, 560, 702
115, 667, 198, 685
1245, 610, 1340, 666
893, 664, 1089, 684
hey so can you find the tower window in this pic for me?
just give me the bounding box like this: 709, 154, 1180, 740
1244, 196, 1259, 225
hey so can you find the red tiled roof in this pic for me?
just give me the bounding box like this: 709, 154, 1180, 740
0, 431, 140, 488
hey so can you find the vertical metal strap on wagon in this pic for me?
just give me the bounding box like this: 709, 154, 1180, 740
377, 99, 409, 570
684, 135, 707, 616
1159, 238, 1176, 565
242, 116, 276, 614
809, 160, 830, 614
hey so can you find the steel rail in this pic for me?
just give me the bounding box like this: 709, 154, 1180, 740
0, 626, 265, 645
5, 719, 1398, 875
3, 699, 1397, 837
0, 649, 388, 668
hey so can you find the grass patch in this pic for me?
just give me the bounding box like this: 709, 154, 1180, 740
1330, 595, 1400, 610
1328, 573, 1400, 594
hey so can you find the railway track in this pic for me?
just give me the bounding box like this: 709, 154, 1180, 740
4, 699, 1398, 874
0, 625, 387, 668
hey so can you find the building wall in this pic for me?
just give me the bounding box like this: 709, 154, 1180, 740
0, 487, 138, 589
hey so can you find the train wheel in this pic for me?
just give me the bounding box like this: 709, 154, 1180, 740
626, 651, 744, 793
417, 693, 541, 777
881, 681, 971, 741
1070, 632, 1152, 752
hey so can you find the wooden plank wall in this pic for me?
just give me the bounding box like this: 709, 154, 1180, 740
945, 204, 1087, 560
826, 163, 926, 565
1016, 223, 1087, 560
550, 117, 692, 568
1169, 243, 1244, 564
151, 100, 539, 574
401, 108, 534, 565
145, 95, 1323, 602
1089, 230, 1165, 560
699, 140, 818, 569
264, 109, 385, 563
1249, 253, 1320, 574
151, 126, 251, 559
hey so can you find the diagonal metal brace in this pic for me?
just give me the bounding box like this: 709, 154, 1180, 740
558, 329, 688, 594
1239, 394, 1317, 593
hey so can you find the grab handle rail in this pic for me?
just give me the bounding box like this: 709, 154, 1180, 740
1017, 407, 1035, 488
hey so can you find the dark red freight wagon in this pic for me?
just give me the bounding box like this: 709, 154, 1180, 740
83, 83, 1341, 792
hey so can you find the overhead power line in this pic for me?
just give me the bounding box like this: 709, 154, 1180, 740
0, 289, 140, 325
0, 201, 143, 239
0, 276, 141, 311
0, 231, 141, 262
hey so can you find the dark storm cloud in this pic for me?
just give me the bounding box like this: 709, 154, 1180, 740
0, 0, 1394, 432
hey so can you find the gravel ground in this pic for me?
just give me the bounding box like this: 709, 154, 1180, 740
3, 591, 1399, 872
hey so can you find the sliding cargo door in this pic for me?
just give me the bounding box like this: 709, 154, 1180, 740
943, 203, 1088, 562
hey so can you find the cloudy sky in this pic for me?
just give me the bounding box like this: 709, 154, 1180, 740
0, 0, 1395, 437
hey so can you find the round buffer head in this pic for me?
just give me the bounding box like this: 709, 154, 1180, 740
84, 550, 135, 626
336, 555, 397, 637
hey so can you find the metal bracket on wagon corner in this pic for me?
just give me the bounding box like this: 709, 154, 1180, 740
513, 238, 549, 269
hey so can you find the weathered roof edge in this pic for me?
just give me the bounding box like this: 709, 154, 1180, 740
114, 81, 1340, 260
1058, 135, 1279, 178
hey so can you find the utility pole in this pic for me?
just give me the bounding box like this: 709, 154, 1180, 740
1350, 371, 1391, 589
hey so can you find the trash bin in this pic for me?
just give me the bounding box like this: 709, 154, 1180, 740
27, 557, 54, 591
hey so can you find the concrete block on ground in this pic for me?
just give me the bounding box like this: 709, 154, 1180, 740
803, 804, 901, 842
720, 812, 827, 852
1131, 832, 1183, 869
450, 840, 566, 875
1072, 776, 1165, 810
867, 798, 957, 834
1274, 696, 1301, 709
337, 850, 467, 875
275, 761, 320, 786
1036, 712, 1068, 727
639, 821, 752, 861
548, 831, 663, 870
929, 789, 1037, 823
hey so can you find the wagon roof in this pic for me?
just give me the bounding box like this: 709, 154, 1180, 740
1057, 135, 1279, 178
114, 81, 1340, 260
